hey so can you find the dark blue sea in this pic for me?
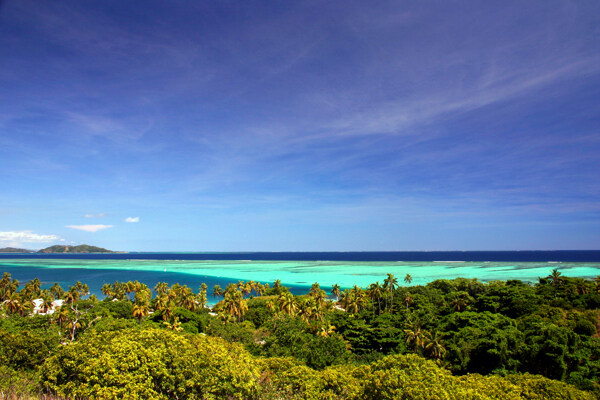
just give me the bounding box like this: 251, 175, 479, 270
2, 250, 599, 262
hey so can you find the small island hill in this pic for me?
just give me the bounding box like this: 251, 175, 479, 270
0, 244, 115, 254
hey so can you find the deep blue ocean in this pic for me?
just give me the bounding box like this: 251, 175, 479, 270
2, 250, 600, 262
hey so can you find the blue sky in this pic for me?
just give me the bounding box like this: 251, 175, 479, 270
1, 1, 599, 251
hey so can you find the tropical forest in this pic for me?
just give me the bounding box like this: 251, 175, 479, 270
0, 270, 599, 399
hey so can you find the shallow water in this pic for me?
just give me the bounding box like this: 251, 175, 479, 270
1, 258, 598, 303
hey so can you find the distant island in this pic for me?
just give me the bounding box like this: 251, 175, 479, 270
0, 247, 34, 253
37, 244, 115, 253
0, 245, 116, 254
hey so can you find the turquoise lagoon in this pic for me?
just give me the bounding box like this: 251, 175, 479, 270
1, 258, 599, 294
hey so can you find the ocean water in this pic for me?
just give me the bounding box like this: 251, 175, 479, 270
1, 252, 599, 303
3, 250, 600, 262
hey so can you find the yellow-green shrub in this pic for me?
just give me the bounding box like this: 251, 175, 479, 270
257, 357, 364, 400
40, 328, 260, 400
506, 373, 597, 400
360, 354, 596, 400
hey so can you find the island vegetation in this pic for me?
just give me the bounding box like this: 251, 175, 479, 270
36, 244, 114, 254
0, 269, 599, 399
0, 248, 34, 253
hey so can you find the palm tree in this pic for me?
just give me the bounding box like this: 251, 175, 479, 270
298, 298, 317, 323
22, 278, 42, 300
0, 272, 12, 299
404, 274, 413, 285
404, 323, 426, 353
384, 273, 398, 313
308, 283, 328, 309
111, 281, 126, 300
101, 283, 114, 299
331, 284, 341, 302
134, 289, 151, 306
212, 284, 224, 298
278, 292, 297, 316
63, 289, 79, 304
222, 290, 246, 322
404, 293, 413, 311
161, 304, 174, 323
367, 282, 383, 315
424, 331, 446, 360
72, 281, 90, 297
309, 282, 321, 296
343, 286, 366, 314
4, 292, 22, 315
124, 281, 136, 300
237, 296, 248, 321
346, 296, 361, 314
168, 284, 181, 302
574, 279, 590, 295
155, 294, 170, 314
265, 300, 276, 313
198, 283, 208, 308
20, 300, 33, 317
131, 281, 148, 299
54, 306, 70, 330
50, 283, 65, 300
273, 279, 283, 295
317, 322, 336, 337
163, 316, 183, 331
255, 283, 265, 296
179, 286, 197, 311
155, 282, 169, 296
548, 268, 563, 287
132, 303, 149, 324
242, 282, 253, 298
0, 274, 19, 302
340, 289, 352, 310
449, 291, 472, 312
39, 295, 54, 314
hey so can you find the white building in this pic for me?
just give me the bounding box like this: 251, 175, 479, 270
31, 298, 64, 315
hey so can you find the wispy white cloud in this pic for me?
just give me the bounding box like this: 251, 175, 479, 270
66, 224, 113, 232
124, 217, 139, 223
0, 231, 61, 247
322, 57, 599, 138
84, 213, 106, 218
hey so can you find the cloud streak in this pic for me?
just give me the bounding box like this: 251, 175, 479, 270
124, 217, 139, 223
84, 213, 106, 218
0, 231, 62, 248
66, 225, 113, 233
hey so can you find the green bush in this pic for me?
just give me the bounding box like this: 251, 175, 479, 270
360, 354, 596, 400
0, 330, 54, 370
260, 315, 351, 369
506, 373, 597, 400
40, 327, 260, 400
0, 366, 42, 399
362, 354, 467, 400
257, 357, 364, 400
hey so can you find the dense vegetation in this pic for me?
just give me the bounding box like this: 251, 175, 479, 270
0, 269, 599, 399
0, 248, 33, 253
36, 244, 113, 253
